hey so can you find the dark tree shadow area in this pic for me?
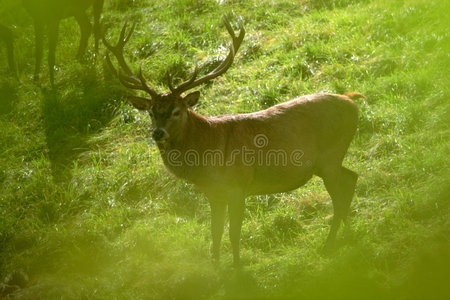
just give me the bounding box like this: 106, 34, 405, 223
40, 69, 122, 183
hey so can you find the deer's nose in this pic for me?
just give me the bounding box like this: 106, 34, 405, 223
152, 128, 167, 141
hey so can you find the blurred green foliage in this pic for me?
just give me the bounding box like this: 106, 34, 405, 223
0, 0, 449, 299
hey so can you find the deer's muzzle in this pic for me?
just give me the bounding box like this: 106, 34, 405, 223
152, 128, 168, 141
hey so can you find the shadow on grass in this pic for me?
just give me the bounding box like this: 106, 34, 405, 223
0, 78, 17, 115
40, 71, 121, 183
222, 269, 262, 300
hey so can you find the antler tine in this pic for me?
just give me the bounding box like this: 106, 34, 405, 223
224, 15, 245, 50
171, 16, 245, 95
103, 22, 159, 97
170, 66, 199, 94
118, 73, 143, 89
120, 22, 136, 45
223, 15, 236, 39
111, 69, 157, 96
208, 15, 244, 75
138, 68, 158, 98
188, 66, 200, 84
168, 73, 175, 92
105, 53, 119, 75
102, 23, 133, 75
119, 21, 129, 42
107, 52, 142, 88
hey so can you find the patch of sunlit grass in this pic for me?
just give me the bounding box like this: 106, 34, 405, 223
0, 0, 449, 298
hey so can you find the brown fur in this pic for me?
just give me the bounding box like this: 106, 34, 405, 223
160, 93, 357, 193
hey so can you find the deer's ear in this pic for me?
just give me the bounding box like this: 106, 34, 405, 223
128, 96, 152, 111
184, 91, 200, 107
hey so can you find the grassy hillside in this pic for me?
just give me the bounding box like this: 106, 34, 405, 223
1, 0, 449, 299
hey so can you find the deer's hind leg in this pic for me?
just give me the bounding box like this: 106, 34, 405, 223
33, 20, 44, 81
75, 12, 92, 59
318, 165, 358, 253
47, 20, 60, 85
93, 0, 104, 52
6, 36, 16, 76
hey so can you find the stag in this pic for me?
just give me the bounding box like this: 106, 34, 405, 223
22, 0, 104, 84
104, 18, 363, 266
0, 24, 16, 75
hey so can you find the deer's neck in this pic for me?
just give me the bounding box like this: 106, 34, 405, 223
156, 110, 223, 184
172, 110, 214, 150
157, 110, 217, 171
185, 110, 214, 143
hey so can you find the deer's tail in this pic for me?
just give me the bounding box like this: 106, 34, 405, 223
344, 92, 366, 100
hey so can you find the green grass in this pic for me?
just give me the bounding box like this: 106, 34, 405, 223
1, 0, 449, 299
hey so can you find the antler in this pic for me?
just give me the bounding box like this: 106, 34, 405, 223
102, 23, 159, 98
169, 15, 245, 95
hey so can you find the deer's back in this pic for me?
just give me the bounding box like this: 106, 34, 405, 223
213, 93, 358, 150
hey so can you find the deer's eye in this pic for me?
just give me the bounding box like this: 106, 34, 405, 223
172, 110, 180, 117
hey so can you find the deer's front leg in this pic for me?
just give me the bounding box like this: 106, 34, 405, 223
229, 199, 245, 266
92, 0, 104, 52
47, 20, 60, 85
209, 201, 227, 261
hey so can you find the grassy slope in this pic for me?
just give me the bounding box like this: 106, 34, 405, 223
0, 0, 449, 299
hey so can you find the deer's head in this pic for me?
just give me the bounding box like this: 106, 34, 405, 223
103, 18, 245, 143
